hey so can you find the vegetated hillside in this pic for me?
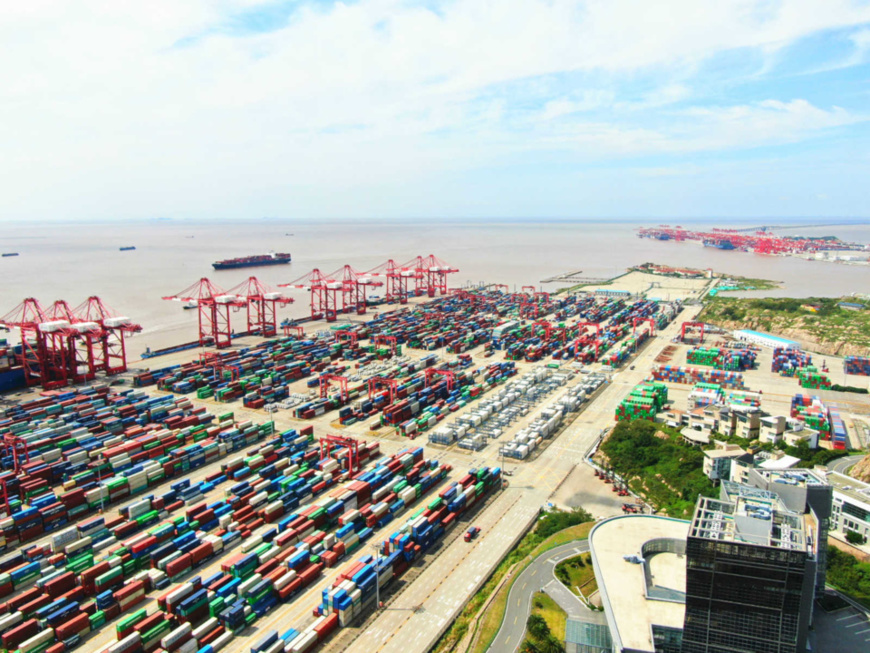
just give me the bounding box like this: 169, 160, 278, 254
849, 454, 870, 484
599, 419, 716, 519
699, 296, 870, 357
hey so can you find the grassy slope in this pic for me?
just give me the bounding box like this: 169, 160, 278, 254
699, 296, 870, 352
530, 591, 568, 642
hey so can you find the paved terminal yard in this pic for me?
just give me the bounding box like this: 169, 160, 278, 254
4, 284, 869, 653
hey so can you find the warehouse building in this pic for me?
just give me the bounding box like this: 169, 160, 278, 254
732, 329, 800, 349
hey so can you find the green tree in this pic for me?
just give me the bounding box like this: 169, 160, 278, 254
540, 635, 566, 653
846, 531, 867, 545
527, 614, 550, 640
521, 639, 541, 653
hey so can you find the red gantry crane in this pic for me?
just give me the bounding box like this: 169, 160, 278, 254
226, 277, 293, 338
681, 321, 705, 344
367, 376, 399, 404
163, 278, 246, 349
425, 368, 456, 392
319, 374, 349, 402
280, 269, 343, 322
365, 259, 422, 304
327, 265, 384, 315
44, 300, 102, 384
319, 434, 361, 475
75, 297, 141, 375
0, 298, 61, 388
633, 317, 656, 338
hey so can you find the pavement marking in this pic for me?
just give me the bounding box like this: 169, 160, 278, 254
514, 616, 518, 625
522, 582, 527, 589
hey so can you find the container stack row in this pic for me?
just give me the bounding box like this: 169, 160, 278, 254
0, 388, 291, 549
385, 362, 517, 438
651, 365, 745, 389
615, 382, 668, 422
286, 466, 503, 650
771, 348, 812, 377
828, 405, 847, 450
686, 347, 756, 371
844, 356, 870, 377
797, 367, 832, 390
790, 395, 832, 440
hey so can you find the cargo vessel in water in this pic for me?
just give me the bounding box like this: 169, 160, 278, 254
703, 239, 736, 250
212, 252, 292, 270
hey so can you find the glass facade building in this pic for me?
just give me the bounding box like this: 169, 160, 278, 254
681, 496, 816, 653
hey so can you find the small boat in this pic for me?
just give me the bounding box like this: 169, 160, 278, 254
120, 246, 136, 251
182, 301, 198, 310
2, 253, 19, 257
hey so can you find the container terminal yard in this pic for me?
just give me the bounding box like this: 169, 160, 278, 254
0, 259, 868, 653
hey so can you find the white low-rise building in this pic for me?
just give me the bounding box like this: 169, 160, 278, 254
824, 471, 870, 545
703, 442, 747, 482
733, 329, 800, 350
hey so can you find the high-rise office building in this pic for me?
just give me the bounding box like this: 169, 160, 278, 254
682, 483, 818, 653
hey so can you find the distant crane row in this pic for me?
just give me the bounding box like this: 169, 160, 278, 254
0, 297, 141, 390
163, 254, 459, 350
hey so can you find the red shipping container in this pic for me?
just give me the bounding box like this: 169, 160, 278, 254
115, 580, 145, 602
200, 624, 225, 645
55, 611, 91, 640
166, 554, 192, 578
255, 559, 279, 577
278, 578, 302, 600
2, 618, 39, 650
8, 588, 42, 612
134, 612, 165, 634
189, 543, 213, 566
19, 594, 52, 617
314, 613, 338, 638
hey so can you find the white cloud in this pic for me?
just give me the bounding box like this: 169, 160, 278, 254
1, 0, 870, 219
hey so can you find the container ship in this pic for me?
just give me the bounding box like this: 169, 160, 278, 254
703, 239, 736, 250
120, 246, 136, 251
212, 252, 292, 270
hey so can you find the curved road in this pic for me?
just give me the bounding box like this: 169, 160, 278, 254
488, 540, 591, 653
830, 454, 866, 476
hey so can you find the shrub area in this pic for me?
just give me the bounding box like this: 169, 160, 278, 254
600, 419, 717, 518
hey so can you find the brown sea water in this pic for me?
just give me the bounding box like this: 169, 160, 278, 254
1, 218, 868, 358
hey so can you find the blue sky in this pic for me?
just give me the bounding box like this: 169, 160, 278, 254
1, 0, 870, 221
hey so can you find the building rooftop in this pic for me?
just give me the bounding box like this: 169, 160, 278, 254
758, 455, 802, 470
825, 471, 870, 506
754, 469, 828, 489
590, 515, 689, 653
704, 447, 746, 460
733, 329, 800, 347
688, 494, 807, 551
